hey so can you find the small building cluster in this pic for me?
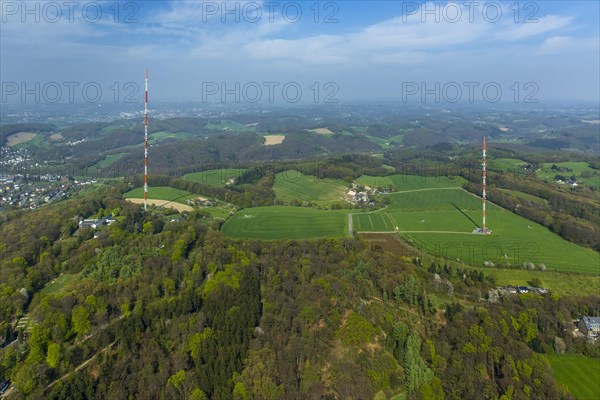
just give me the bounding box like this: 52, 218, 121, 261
346, 184, 387, 205
78, 217, 116, 230
554, 178, 579, 187
187, 198, 216, 207
497, 285, 548, 296
0, 174, 72, 210
578, 316, 600, 340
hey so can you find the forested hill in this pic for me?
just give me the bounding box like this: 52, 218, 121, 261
1, 187, 598, 399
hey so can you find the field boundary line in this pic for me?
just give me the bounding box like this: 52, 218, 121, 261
398, 230, 474, 234
386, 187, 461, 194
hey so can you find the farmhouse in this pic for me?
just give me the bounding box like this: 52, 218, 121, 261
578, 316, 600, 339
516, 286, 529, 294
78, 217, 116, 230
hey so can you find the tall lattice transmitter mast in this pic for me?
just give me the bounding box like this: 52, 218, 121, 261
144, 69, 149, 211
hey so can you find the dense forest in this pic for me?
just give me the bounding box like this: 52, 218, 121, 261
1, 185, 598, 399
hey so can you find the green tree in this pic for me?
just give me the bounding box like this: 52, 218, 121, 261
404, 333, 433, 394
168, 369, 186, 390
71, 305, 91, 337
12, 363, 37, 395
26, 324, 50, 364
142, 221, 154, 235
190, 387, 209, 400
233, 382, 248, 400
46, 343, 61, 368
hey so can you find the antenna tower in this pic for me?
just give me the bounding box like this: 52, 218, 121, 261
482, 137, 488, 234
144, 69, 149, 211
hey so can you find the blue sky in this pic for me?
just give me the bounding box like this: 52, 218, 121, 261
1, 1, 599, 104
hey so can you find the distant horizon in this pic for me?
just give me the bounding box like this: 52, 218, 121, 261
2, 1, 599, 105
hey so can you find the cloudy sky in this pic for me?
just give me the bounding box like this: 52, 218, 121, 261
1, 0, 599, 105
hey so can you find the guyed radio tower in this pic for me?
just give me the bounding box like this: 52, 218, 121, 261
481, 137, 491, 234
144, 69, 149, 211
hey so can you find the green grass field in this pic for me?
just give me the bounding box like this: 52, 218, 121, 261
273, 170, 348, 206
537, 162, 600, 188
221, 206, 350, 240
149, 131, 194, 141
222, 173, 599, 274
205, 120, 253, 132
545, 354, 600, 400
354, 188, 599, 274
490, 158, 527, 172
14, 133, 50, 149
356, 174, 465, 191
40, 273, 78, 296
353, 212, 395, 232
123, 186, 197, 204
183, 169, 246, 187
366, 135, 391, 149
95, 153, 127, 169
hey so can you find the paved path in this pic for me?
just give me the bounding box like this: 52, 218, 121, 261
348, 214, 353, 236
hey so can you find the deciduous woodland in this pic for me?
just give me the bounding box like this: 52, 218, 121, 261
1, 184, 598, 399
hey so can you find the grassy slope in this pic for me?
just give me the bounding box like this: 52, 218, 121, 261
538, 162, 600, 188
95, 153, 127, 169
123, 187, 197, 204
357, 187, 599, 274
222, 173, 598, 274
183, 169, 246, 187
545, 354, 600, 400
273, 170, 348, 206
491, 158, 527, 171
476, 267, 600, 296
356, 174, 465, 191
498, 188, 548, 205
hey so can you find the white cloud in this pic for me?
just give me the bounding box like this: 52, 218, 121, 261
536, 35, 600, 55
501, 15, 574, 41
1, 1, 597, 101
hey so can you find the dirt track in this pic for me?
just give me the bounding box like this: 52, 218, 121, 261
125, 198, 193, 212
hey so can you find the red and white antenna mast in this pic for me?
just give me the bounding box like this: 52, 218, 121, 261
482, 136, 487, 233
144, 69, 149, 211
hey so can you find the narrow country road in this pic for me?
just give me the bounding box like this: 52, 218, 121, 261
348, 214, 353, 236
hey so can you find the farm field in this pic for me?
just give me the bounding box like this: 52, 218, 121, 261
355, 188, 600, 274
221, 206, 350, 240
184, 169, 246, 187
7, 132, 37, 146
273, 170, 348, 206
545, 354, 600, 400
205, 120, 253, 132
356, 174, 465, 191
310, 128, 334, 135
537, 161, 600, 188
13, 132, 50, 149
366, 135, 391, 148
223, 173, 598, 273
497, 188, 548, 205
95, 153, 127, 169
124, 186, 197, 204
263, 134, 285, 145
149, 131, 194, 142
353, 212, 395, 232
490, 158, 527, 172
